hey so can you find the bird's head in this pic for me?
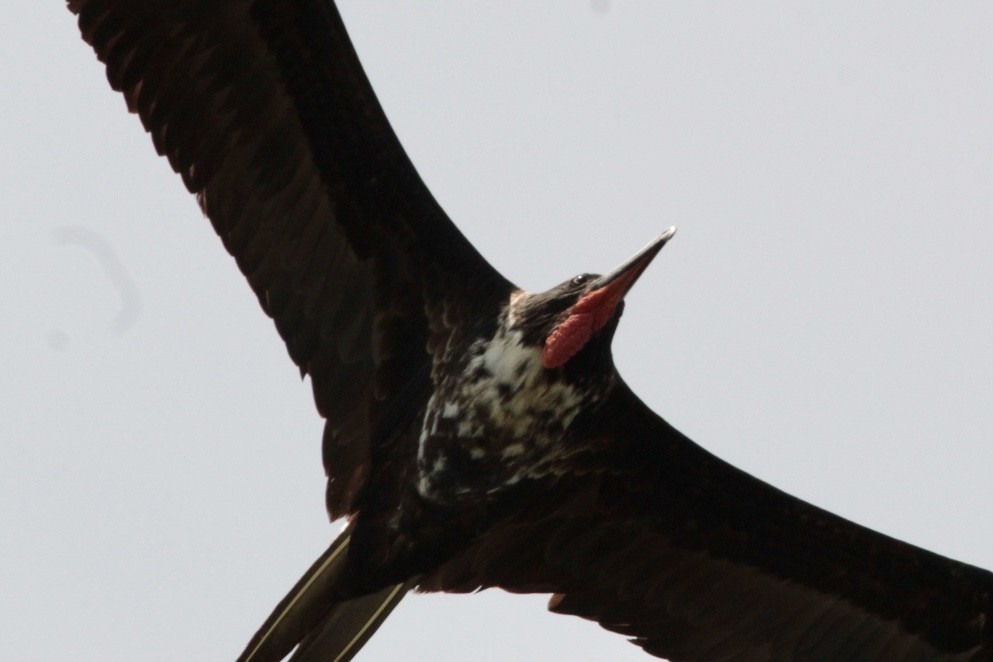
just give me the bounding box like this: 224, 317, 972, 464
510, 227, 677, 372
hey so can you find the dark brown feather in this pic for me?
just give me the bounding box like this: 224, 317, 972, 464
67, 2, 993, 660
68, 3, 512, 657
235, 526, 412, 662
422, 380, 993, 660
68, 0, 512, 520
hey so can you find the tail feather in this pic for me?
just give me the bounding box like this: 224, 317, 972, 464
237, 526, 411, 662
291, 579, 415, 662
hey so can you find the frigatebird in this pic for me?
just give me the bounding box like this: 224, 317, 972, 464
65, 1, 993, 660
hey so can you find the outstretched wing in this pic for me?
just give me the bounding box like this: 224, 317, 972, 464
68, 0, 512, 517
425, 379, 993, 660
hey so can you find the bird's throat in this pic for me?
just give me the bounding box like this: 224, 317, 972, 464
416, 314, 596, 503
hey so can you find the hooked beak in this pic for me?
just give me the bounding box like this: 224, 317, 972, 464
541, 227, 676, 369
588, 226, 677, 302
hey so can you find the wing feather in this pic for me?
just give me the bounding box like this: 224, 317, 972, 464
68, 0, 512, 517
423, 380, 993, 660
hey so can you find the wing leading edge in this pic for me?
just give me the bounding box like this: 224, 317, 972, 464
68, 0, 511, 519
67, 1, 992, 660
424, 379, 993, 659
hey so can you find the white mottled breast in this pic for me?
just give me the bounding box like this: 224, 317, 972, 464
416, 310, 591, 502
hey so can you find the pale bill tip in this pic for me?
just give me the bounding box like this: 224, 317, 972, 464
637, 226, 677, 255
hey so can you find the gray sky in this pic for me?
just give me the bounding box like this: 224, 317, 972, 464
3, 2, 992, 660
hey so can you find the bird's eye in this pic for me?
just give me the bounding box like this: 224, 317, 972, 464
572, 275, 589, 287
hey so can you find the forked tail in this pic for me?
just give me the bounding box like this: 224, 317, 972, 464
237, 526, 412, 662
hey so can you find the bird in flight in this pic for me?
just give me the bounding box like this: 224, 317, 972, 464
67, 1, 992, 660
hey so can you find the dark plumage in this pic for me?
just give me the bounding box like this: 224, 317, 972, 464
66, 1, 993, 661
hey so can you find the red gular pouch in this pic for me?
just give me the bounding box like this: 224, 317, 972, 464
541, 286, 623, 369
541, 228, 675, 370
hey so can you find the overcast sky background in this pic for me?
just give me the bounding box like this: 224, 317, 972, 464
3, 2, 992, 661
